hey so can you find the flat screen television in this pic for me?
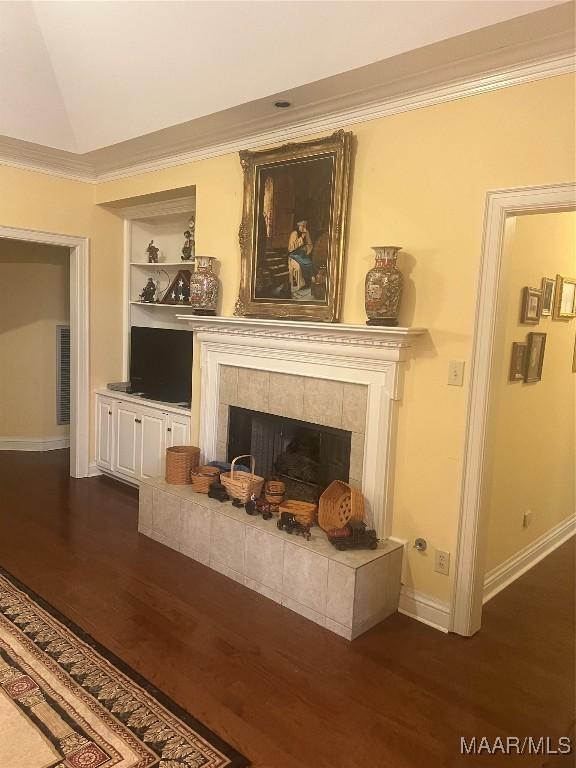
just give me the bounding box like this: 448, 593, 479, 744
129, 326, 192, 406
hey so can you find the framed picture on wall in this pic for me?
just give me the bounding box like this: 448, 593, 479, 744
524, 332, 547, 383
521, 287, 542, 324
553, 274, 576, 319
234, 130, 353, 322
509, 341, 527, 381
540, 277, 555, 316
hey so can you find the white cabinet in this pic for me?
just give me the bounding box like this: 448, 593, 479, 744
140, 407, 168, 480
115, 402, 141, 479
95, 391, 191, 484
96, 396, 113, 470
167, 412, 191, 447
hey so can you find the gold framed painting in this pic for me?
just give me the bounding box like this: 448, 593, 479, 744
553, 274, 576, 319
520, 286, 542, 324
234, 130, 353, 322
540, 277, 555, 317
509, 341, 527, 381
524, 332, 547, 383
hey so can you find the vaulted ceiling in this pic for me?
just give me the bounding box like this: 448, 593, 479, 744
0, 0, 568, 155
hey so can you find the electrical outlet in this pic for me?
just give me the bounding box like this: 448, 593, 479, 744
448, 361, 465, 387
435, 549, 450, 575
523, 510, 533, 528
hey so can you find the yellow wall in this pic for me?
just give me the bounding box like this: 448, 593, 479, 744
0, 165, 125, 447
95, 74, 575, 600
0, 73, 573, 602
484, 212, 576, 572
0, 241, 71, 438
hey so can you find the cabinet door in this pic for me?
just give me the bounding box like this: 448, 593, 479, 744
140, 408, 167, 480
96, 397, 113, 470
114, 403, 140, 479
168, 413, 191, 447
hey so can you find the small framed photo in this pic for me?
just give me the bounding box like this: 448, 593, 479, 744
524, 332, 547, 383
540, 277, 555, 316
553, 274, 576, 319
509, 341, 527, 381
521, 287, 542, 324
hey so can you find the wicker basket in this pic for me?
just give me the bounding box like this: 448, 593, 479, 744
220, 455, 264, 503
165, 445, 200, 485
264, 479, 286, 507
318, 480, 364, 531
190, 465, 220, 494
278, 499, 317, 526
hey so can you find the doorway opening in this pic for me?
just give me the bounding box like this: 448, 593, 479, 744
0, 227, 89, 478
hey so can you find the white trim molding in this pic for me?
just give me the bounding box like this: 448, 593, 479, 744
0, 33, 573, 183
0, 226, 90, 479
179, 316, 426, 539
451, 182, 576, 637
483, 516, 576, 604
0, 437, 70, 452
398, 587, 451, 633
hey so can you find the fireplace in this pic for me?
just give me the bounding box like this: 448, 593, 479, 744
227, 406, 351, 502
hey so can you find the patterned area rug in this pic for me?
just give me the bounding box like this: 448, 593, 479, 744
0, 568, 249, 768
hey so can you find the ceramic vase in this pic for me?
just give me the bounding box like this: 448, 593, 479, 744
190, 256, 219, 315
364, 246, 403, 326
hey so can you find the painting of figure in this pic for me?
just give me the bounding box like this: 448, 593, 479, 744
236, 131, 352, 322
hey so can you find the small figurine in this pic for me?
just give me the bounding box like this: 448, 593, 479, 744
277, 511, 311, 541
146, 240, 159, 263
139, 277, 157, 303
181, 217, 195, 261
208, 482, 230, 502
244, 493, 258, 515
327, 521, 378, 551
255, 498, 273, 520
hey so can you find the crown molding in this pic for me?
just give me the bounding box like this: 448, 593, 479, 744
0, 45, 573, 186
95, 52, 575, 184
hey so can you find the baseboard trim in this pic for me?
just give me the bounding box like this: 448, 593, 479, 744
398, 586, 451, 633
87, 462, 103, 478
483, 515, 576, 604
0, 437, 70, 452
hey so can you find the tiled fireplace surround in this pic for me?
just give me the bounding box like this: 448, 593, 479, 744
139, 318, 425, 639
214, 366, 367, 488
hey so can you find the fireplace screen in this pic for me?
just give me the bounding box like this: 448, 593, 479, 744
227, 407, 351, 503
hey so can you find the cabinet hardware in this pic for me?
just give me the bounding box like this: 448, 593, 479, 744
167, 427, 172, 432
108, 411, 112, 415
135, 418, 142, 424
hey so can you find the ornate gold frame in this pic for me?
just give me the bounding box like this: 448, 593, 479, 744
553, 273, 576, 319
234, 130, 353, 322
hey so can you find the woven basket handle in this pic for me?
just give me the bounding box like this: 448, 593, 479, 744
230, 454, 255, 479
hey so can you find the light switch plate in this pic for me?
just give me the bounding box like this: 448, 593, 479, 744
448, 361, 465, 386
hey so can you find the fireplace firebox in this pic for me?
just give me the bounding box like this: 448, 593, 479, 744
227, 406, 351, 502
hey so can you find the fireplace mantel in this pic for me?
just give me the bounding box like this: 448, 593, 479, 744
176, 315, 427, 539
176, 315, 427, 362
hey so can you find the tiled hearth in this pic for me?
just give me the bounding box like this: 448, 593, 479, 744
215, 366, 366, 487
139, 477, 403, 640
144, 316, 426, 638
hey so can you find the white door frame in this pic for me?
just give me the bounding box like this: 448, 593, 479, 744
451, 182, 576, 636
0, 226, 89, 478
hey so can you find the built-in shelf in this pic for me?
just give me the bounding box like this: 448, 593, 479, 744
130, 301, 195, 309
130, 262, 194, 267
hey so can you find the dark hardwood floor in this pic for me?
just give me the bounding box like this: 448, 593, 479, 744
0, 449, 573, 767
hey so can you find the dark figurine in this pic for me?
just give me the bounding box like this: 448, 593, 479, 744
327, 521, 378, 551
245, 493, 258, 515
139, 277, 157, 303
277, 511, 311, 541
208, 482, 230, 502
146, 240, 159, 263
255, 498, 273, 520
181, 216, 195, 261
